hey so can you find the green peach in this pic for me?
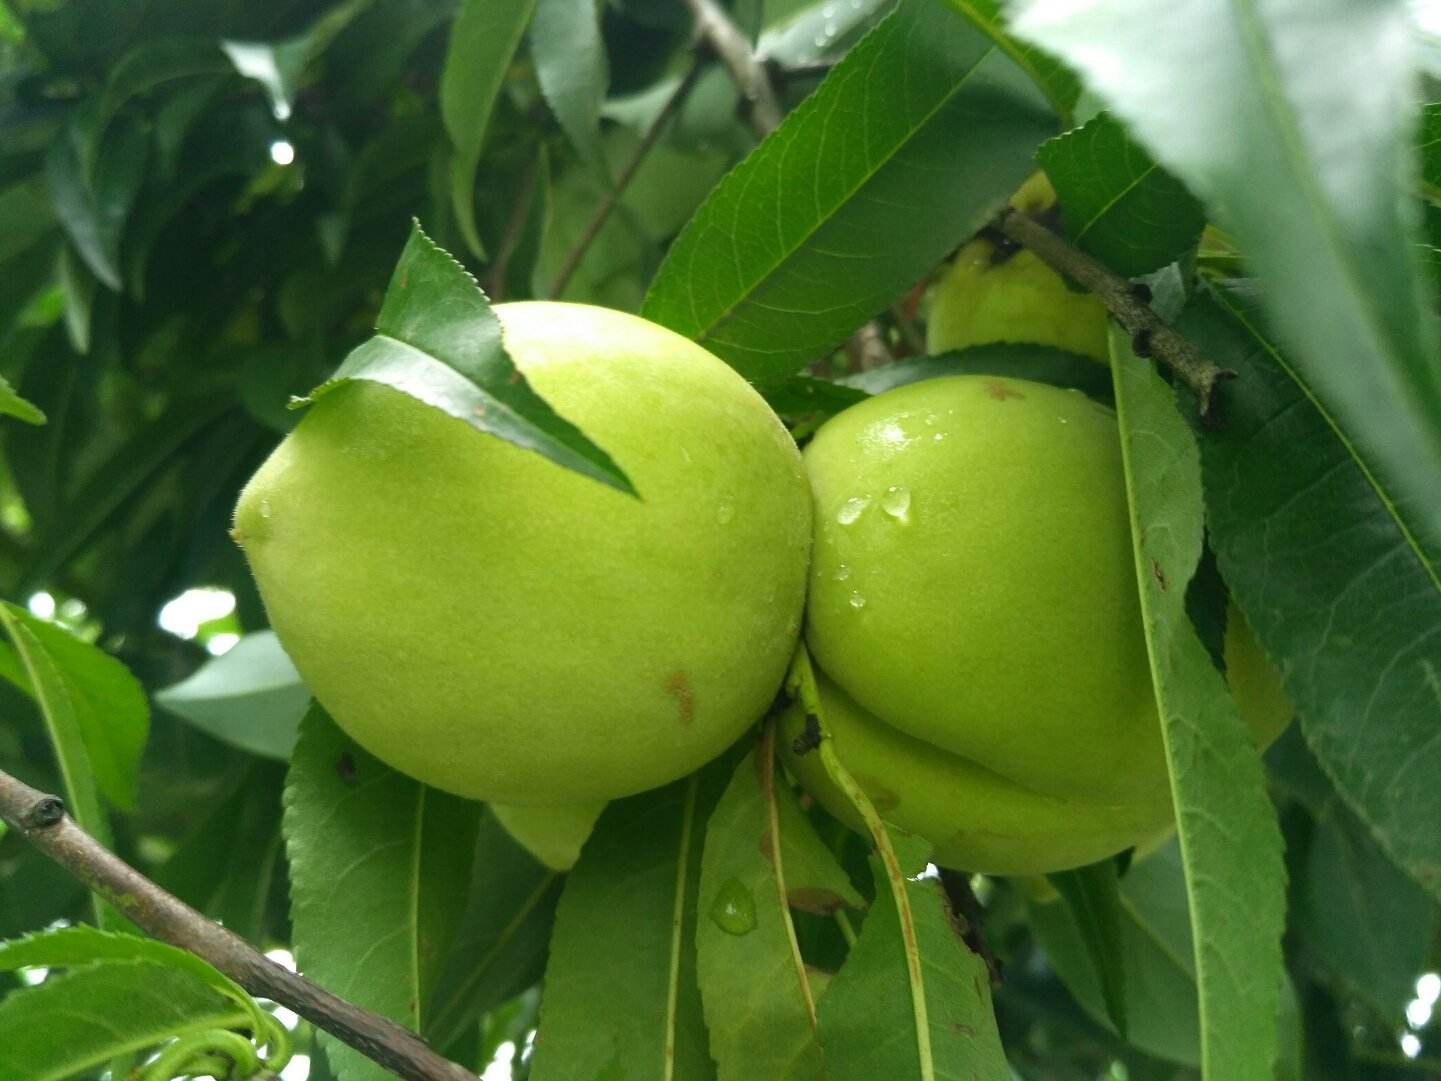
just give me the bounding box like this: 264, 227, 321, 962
796, 375, 1291, 872
234, 301, 811, 804
491, 801, 606, 870
783, 668, 1173, 876
804, 375, 1160, 805
926, 241, 1110, 362
925, 175, 1108, 363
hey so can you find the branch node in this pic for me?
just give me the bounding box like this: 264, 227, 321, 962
993, 207, 1235, 425
23, 795, 65, 830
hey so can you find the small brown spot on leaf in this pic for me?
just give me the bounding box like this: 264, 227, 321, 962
758, 827, 775, 861
984, 380, 1024, 401
950, 1022, 977, 1037
664, 671, 695, 726
336, 752, 356, 784
787, 887, 847, 915
473, 404, 488, 418
1151, 559, 1168, 591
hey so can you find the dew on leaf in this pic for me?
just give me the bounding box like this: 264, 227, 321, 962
710, 877, 757, 936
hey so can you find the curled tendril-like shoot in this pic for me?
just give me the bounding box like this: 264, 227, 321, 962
138, 1028, 263, 1081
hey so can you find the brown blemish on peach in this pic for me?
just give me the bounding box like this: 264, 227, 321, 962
984, 380, 1024, 401
664, 671, 695, 726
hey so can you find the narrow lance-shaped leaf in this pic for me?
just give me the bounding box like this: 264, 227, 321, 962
530, 0, 609, 173
1029, 840, 1202, 1066
425, 810, 564, 1050
643, 0, 1055, 385
1037, 112, 1206, 277
1046, 859, 1128, 1038
788, 649, 1010, 1081
1012, 0, 1441, 571
944, 0, 1080, 122
283, 704, 479, 1081
0, 373, 45, 425
1181, 284, 1441, 899
697, 724, 860, 1081
304, 222, 635, 494
530, 766, 727, 1081
1109, 337, 1286, 1081
45, 113, 147, 290
0, 603, 147, 823
440, 0, 537, 259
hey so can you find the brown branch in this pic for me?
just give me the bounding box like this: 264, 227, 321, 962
548, 57, 706, 300
486, 153, 542, 303
0, 768, 478, 1081
684, 0, 784, 138
995, 207, 1236, 425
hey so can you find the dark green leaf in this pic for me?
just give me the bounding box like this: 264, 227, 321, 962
1110, 339, 1286, 1081
0, 960, 252, 1081
76, 36, 230, 181
0, 603, 147, 817
45, 113, 148, 290
840, 345, 1113, 401
1014, 0, 1441, 579
944, 0, 1079, 121
0, 175, 53, 263
426, 811, 562, 1049
156, 762, 289, 943
642, 0, 1055, 385
1419, 101, 1441, 200
1030, 840, 1202, 1066
1298, 807, 1437, 1022
530, 768, 725, 1081
19, 397, 231, 595
1185, 284, 1441, 900
440, 0, 537, 259
156, 631, 308, 760
308, 222, 635, 494
1037, 113, 1205, 277
697, 742, 826, 1081
531, 0, 609, 172
815, 829, 1009, 1081
284, 704, 480, 1081
762, 375, 869, 425
1047, 860, 1128, 1038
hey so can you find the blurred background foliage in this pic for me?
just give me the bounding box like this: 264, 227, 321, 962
0, 0, 1438, 1078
